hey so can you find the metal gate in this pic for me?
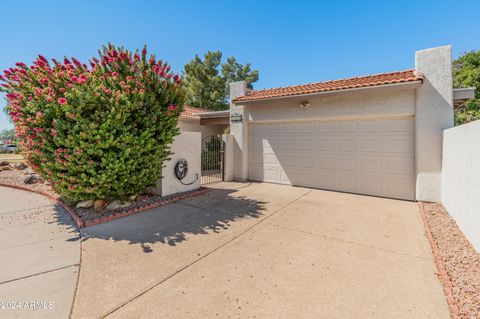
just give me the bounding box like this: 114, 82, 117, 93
201, 135, 225, 184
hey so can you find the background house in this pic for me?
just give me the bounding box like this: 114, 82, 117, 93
179, 106, 229, 137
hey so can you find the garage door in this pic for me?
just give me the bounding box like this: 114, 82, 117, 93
248, 118, 415, 200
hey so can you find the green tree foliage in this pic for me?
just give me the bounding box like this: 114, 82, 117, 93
453, 50, 480, 126
0, 129, 16, 143
183, 51, 259, 110
0, 44, 185, 202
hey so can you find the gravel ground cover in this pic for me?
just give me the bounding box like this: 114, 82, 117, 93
0, 165, 57, 198
423, 202, 480, 319
0, 165, 209, 227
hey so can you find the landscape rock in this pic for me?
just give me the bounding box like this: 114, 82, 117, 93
24, 168, 34, 175
15, 163, 28, 170
0, 161, 9, 167
0, 165, 11, 171
76, 200, 94, 209
24, 175, 38, 184
94, 199, 108, 210
106, 200, 131, 210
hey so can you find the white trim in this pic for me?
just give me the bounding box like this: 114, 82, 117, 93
246, 113, 414, 125
197, 110, 230, 118
234, 81, 422, 104
453, 87, 475, 100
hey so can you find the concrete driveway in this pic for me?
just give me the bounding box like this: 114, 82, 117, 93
0, 187, 80, 319
73, 182, 450, 319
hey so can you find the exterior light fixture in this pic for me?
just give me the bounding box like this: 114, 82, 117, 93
299, 101, 310, 109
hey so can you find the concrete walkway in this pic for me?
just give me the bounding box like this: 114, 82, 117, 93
0, 187, 80, 319
73, 182, 450, 319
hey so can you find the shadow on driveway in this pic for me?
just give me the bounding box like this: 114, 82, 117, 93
80, 187, 267, 252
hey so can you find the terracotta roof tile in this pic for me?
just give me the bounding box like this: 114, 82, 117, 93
180, 106, 210, 119
234, 69, 423, 103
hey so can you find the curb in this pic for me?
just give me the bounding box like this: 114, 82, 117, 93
418, 201, 460, 319
0, 182, 211, 228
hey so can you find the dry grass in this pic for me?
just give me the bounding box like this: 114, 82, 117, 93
0, 153, 25, 162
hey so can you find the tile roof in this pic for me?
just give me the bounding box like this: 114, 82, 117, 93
234, 69, 423, 103
180, 106, 210, 119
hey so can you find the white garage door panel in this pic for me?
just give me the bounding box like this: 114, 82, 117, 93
247, 118, 415, 200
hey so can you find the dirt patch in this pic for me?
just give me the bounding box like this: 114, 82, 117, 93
422, 202, 480, 319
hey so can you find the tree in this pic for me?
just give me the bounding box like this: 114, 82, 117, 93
222, 56, 259, 93
183, 51, 259, 110
453, 50, 480, 126
0, 44, 184, 202
0, 128, 15, 143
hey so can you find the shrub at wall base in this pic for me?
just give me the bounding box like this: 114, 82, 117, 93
0, 44, 185, 203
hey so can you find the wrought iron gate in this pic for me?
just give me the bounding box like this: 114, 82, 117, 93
201, 135, 225, 184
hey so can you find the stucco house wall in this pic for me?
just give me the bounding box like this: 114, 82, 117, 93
179, 118, 226, 137
415, 46, 454, 202
442, 120, 480, 251
158, 131, 201, 196
244, 86, 417, 122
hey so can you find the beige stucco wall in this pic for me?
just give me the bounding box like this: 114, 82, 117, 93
223, 134, 234, 182
442, 120, 480, 251
245, 85, 417, 123
230, 81, 249, 180
179, 118, 227, 137
415, 46, 454, 202
160, 131, 201, 196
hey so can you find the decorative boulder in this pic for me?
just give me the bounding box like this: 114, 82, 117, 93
15, 163, 28, 170
0, 161, 9, 167
94, 199, 108, 210
76, 200, 94, 209
106, 200, 131, 210
24, 168, 34, 175
24, 175, 38, 184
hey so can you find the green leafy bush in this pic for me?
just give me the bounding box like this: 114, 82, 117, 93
0, 44, 184, 202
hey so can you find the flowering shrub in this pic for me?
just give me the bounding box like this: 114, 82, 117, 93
0, 44, 184, 202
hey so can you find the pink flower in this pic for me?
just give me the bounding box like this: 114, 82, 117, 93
38, 55, 48, 63
15, 62, 26, 68
36, 111, 43, 118
77, 74, 88, 84
167, 104, 176, 111
58, 97, 67, 105
46, 96, 53, 102
71, 57, 81, 67
51, 129, 57, 136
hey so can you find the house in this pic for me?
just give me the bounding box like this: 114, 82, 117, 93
228, 46, 475, 202
179, 106, 229, 137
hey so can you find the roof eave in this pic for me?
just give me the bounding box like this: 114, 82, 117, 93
197, 110, 230, 119
234, 80, 423, 104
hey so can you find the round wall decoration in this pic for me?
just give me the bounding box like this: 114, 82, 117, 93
175, 159, 189, 180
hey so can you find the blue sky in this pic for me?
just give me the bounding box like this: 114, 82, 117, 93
1, 0, 479, 129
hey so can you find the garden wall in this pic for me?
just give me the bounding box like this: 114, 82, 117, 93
442, 120, 480, 251
158, 131, 201, 196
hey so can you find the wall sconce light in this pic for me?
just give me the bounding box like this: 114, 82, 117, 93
298, 101, 310, 109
